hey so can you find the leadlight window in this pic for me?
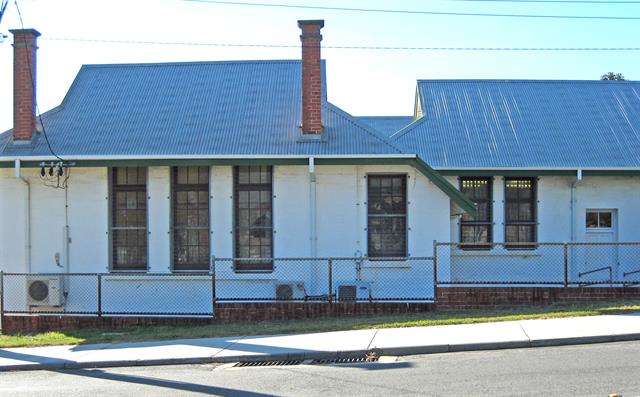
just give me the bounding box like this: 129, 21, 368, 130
367, 175, 407, 258
504, 177, 537, 248
172, 167, 210, 271
459, 177, 492, 248
110, 167, 147, 271
234, 166, 273, 272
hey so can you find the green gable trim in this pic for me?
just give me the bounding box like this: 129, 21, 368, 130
412, 158, 477, 215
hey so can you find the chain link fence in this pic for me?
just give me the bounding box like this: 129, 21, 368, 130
435, 242, 640, 286
0, 257, 435, 317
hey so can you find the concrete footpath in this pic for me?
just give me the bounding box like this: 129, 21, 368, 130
1, 313, 640, 371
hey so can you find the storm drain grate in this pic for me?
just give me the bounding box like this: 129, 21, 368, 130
311, 356, 379, 365
234, 360, 303, 367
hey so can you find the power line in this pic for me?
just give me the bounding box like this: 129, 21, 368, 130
452, 0, 640, 3
42, 37, 640, 51
182, 0, 640, 19
13, 0, 63, 162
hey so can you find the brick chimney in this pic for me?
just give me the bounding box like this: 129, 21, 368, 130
10, 28, 41, 142
298, 20, 324, 135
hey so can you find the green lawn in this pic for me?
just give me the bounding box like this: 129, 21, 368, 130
1, 300, 640, 348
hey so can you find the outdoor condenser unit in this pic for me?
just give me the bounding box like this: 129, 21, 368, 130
26, 276, 65, 307
275, 282, 305, 300
337, 281, 371, 301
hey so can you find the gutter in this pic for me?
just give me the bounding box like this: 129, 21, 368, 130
14, 160, 31, 272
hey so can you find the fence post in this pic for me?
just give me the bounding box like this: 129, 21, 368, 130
327, 259, 333, 304
563, 243, 569, 288
97, 274, 102, 317
432, 240, 438, 301
0, 271, 4, 332
211, 256, 216, 317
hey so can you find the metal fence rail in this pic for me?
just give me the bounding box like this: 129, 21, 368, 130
0, 257, 435, 318
435, 242, 640, 286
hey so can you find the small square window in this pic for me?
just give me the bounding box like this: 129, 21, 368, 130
586, 211, 613, 228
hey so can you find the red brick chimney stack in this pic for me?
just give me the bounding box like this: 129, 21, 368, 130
10, 28, 41, 142
298, 20, 324, 135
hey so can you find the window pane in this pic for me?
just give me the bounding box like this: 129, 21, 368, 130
172, 167, 210, 271
505, 178, 536, 246
111, 168, 148, 271
461, 225, 489, 244
367, 216, 406, 257
234, 166, 273, 271
599, 212, 612, 228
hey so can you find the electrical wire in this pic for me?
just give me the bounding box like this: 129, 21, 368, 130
13, 0, 64, 162
42, 37, 640, 51
452, 0, 640, 3
182, 0, 640, 20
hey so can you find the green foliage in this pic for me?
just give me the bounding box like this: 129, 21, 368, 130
601, 72, 626, 80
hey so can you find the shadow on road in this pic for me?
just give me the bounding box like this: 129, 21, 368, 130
59, 368, 277, 397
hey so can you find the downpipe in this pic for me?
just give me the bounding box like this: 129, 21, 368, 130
14, 160, 31, 273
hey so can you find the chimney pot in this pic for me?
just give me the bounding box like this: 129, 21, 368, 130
298, 20, 324, 135
10, 28, 41, 143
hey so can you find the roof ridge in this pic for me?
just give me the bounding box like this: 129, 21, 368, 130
416, 79, 638, 84
81, 59, 308, 69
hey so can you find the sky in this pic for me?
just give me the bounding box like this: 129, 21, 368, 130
0, 0, 639, 132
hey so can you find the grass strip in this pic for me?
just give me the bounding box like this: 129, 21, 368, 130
1, 299, 639, 348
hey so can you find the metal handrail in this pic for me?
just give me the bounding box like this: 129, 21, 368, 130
623, 269, 640, 278
579, 266, 612, 279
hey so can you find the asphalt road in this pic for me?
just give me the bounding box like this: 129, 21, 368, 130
1, 341, 639, 397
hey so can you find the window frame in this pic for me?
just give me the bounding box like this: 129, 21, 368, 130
504, 177, 538, 250
108, 167, 149, 272
585, 210, 614, 230
170, 166, 211, 273
233, 165, 274, 273
458, 177, 493, 250
366, 173, 408, 259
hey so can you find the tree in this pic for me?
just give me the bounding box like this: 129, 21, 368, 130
601, 72, 625, 80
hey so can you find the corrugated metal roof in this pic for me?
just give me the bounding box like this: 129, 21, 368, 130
356, 116, 414, 137
392, 80, 640, 168
0, 60, 403, 158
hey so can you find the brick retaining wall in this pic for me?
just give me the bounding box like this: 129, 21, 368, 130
436, 287, 640, 309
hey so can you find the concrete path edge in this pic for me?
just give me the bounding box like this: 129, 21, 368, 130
3, 332, 640, 372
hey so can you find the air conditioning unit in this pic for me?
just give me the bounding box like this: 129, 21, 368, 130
337, 281, 371, 301
275, 282, 305, 300
27, 276, 65, 307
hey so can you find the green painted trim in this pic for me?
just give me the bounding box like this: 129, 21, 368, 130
0, 158, 309, 168
411, 158, 477, 216
438, 169, 640, 177
438, 170, 576, 177
582, 170, 640, 177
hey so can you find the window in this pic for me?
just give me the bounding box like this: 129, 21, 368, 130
172, 167, 210, 271
110, 167, 147, 271
504, 177, 537, 248
586, 210, 613, 229
367, 174, 407, 258
234, 166, 273, 272
459, 177, 492, 248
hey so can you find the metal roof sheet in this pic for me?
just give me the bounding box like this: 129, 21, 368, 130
356, 116, 414, 137
0, 60, 403, 158
392, 80, 640, 169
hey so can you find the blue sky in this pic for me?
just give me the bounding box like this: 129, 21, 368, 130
1, 0, 639, 132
